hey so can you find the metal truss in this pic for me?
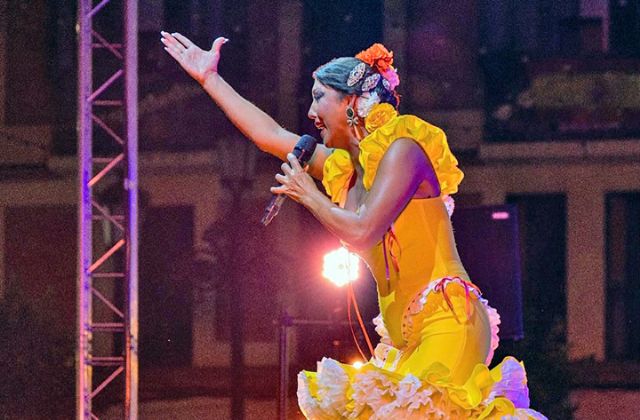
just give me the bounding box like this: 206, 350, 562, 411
77, 1, 138, 418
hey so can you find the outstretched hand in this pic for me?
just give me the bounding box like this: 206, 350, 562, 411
161, 32, 228, 85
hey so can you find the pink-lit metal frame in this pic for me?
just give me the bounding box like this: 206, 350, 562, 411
77, 1, 138, 418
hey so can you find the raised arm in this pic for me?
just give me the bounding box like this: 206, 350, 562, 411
160, 32, 330, 179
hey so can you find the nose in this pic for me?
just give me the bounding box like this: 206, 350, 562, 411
307, 103, 317, 120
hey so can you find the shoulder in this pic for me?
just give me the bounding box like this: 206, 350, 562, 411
360, 113, 464, 194
381, 137, 430, 167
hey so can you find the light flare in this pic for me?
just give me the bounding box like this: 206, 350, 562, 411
322, 247, 360, 287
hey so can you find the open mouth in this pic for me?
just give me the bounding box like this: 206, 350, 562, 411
314, 120, 327, 140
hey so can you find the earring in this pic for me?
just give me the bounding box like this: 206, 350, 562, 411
346, 105, 359, 127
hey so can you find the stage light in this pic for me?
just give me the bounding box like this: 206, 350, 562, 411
491, 211, 510, 220
352, 360, 364, 370
322, 247, 360, 287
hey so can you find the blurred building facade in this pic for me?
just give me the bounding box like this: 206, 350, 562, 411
1, 0, 639, 418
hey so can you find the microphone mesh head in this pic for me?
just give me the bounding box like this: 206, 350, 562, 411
293, 135, 318, 165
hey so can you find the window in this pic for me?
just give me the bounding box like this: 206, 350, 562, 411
506, 194, 567, 340
5, 0, 56, 125
140, 206, 195, 367
479, 1, 640, 142
606, 192, 640, 361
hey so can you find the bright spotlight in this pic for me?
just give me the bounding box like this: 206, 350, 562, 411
352, 360, 364, 370
322, 247, 360, 287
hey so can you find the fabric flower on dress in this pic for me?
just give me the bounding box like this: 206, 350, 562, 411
364, 103, 398, 133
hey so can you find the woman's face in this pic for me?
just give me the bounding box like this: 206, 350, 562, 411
307, 79, 351, 148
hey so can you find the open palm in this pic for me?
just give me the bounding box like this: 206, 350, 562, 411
161, 32, 227, 85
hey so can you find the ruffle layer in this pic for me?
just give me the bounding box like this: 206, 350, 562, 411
321, 148, 353, 206
298, 356, 547, 419
358, 115, 464, 195
321, 115, 464, 205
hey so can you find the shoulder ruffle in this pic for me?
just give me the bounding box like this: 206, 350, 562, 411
359, 115, 464, 195
322, 149, 353, 205
321, 114, 464, 204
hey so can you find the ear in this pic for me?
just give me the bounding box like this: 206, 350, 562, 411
346, 94, 358, 108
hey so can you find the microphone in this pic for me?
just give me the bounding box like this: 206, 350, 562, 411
261, 135, 318, 226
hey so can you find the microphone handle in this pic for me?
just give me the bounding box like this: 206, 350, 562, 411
261, 193, 287, 226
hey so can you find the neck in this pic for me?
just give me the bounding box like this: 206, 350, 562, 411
346, 125, 369, 164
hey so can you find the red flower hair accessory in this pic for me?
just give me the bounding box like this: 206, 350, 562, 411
356, 43, 393, 72
356, 43, 400, 90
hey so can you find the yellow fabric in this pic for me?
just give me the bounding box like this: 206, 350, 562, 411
298, 295, 539, 418
364, 103, 398, 133
364, 198, 470, 346
321, 148, 353, 207
322, 113, 464, 204
298, 114, 545, 419
394, 290, 490, 384
322, 113, 470, 347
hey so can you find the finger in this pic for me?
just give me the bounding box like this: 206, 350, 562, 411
270, 185, 287, 195
211, 36, 229, 53
162, 41, 184, 59
160, 37, 180, 52
161, 40, 186, 60
280, 162, 294, 176
172, 32, 195, 49
287, 153, 303, 171
275, 173, 287, 184
163, 46, 184, 64
160, 31, 184, 51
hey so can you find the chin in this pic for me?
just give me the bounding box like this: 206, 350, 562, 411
320, 130, 331, 146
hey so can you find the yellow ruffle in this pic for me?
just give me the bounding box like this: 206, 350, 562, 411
322, 149, 353, 206
322, 115, 464, 204
359, 115, 464, 193
297, 356, 545, 419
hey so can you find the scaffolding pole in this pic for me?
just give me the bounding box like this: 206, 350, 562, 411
77, 1, 138, 419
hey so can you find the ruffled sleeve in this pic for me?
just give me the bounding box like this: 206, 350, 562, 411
359, 115, 464, 195
321, 149, 354, 205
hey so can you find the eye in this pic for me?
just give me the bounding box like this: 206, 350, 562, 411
312, 91, 324, 101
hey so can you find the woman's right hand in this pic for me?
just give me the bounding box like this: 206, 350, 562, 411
161, 32, 228, 85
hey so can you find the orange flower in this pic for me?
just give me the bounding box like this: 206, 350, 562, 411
356, 43, 394, 72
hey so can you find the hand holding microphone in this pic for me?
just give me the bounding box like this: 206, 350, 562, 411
261, 135, 318, 226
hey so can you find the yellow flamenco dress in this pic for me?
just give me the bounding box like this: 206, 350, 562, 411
296, 105, 547, 419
